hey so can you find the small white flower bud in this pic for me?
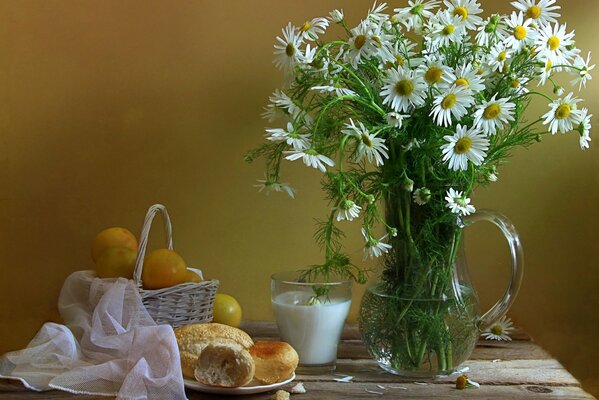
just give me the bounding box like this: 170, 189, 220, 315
329, 9, 344, 23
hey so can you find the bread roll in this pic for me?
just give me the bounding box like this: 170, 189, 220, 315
174, 323, 254, 379
194, 339, 255, 387
250, 341, 299, 384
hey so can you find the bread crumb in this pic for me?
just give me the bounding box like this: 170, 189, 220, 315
290, 382, 306, 394
271, 390, 290, 400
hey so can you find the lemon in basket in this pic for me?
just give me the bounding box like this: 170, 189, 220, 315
92, 227, 138, 262
142, 249, 187, 289
213, 293, 242, 327
95, 246, 138, 279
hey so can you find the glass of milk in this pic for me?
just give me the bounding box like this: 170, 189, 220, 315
271, 271, 352, 373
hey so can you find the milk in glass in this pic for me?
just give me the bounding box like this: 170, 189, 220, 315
272, 291, 351, 365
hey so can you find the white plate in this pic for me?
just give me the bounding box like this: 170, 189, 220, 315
184, 373, 295, 395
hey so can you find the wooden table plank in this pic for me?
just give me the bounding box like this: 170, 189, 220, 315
1, 321, 595, 399
186, 382, 595, 400
295, 359, 581, 386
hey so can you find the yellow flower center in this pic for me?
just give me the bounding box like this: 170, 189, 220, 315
442, 94, 457, 110
453, 6, 469, 21
361, 133, 373, 147
300, 21, 312, 32
385, 61, 394, 70
526, 5, 541, 20
425, 67, 443, 84
555, 104, 571, 119
455, 78, 469, 87
483, 104, 501, 120
511, 79, 520, 88
396, 79, 414, 96
497, 51, 507, 62
372, 35, 383, 47
491, 325, 503, 335
286, 43, 295, 57
545, 59, 553, 72
454, 137, 473, 154
395, 54, 405, 66
443, 24, 456, 36
548, 35, 560, 51
354, 34, 366, 50
477, 68, 484, 76
514, 25, 527, 41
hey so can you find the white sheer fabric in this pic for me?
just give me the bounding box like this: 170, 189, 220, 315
0, 271, 186, 399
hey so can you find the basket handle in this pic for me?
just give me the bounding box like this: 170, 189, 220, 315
133, 204, 174, 286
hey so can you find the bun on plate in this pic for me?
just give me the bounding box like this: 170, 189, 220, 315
193, 338, 255, 387
175, 323, 254, 379
250, 341, 299, 384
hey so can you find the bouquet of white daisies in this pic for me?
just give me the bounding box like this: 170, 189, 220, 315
246, 0, 593, 285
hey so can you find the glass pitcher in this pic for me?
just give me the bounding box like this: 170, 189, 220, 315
359, 210, 524, 377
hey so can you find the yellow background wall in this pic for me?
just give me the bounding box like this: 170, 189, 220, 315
0, 0, 597, 395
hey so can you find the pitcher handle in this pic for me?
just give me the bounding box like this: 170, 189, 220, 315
462, 209, 524, 331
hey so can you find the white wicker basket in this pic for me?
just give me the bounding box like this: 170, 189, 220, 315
131, 204, 219, 327
78, 204, 219, 327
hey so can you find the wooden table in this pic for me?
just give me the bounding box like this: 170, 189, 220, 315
0, 321, 596, 399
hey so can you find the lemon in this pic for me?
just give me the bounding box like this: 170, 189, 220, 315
213, 293, 242, 327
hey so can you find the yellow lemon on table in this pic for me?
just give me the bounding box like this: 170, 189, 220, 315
92, 227, 138, 263
141, 249, 187, 289
95, 246, 138, 279
213, 293, 242, 327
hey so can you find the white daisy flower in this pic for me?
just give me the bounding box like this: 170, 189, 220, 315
329, 9, 344, 23
265, 122, 311, 151
262, 89, 300, 122
368, 1, 389, 22
273, 23, 305, 74
311, 83, 357, 97
442, 63, 485, 93
380, 67, 427, 112
430, 86, 475, 127
445, 188, 476, 216
284, 149, 335, 172
481, 316, 514, 341
385, 39, 420, 70
342, 119, 389, 166
441, 124, 489, 171
413, 187, 431, 205
427, 11, 466, 49
345, 19, 394, 68
299, 17, 329, 41
570, 52, 595, 91
443, 0, 483, 30
508, 75, 530, 95
576, 108, 592, 150
393, 0, 440, 32
473, 94, 516, 135
504, 12, 538, 52
542, 92, 583, 134
386, 112, 409, 128
420, 56, 453, 86
511, 0, 560, 25
537, 58, 553, 86
534, 22, 576, 67
335, 199, 362, 222
361, 228, 392, 260
476, 15, 508, 47
254, 176, 296, 199
487, 44, 512, 73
